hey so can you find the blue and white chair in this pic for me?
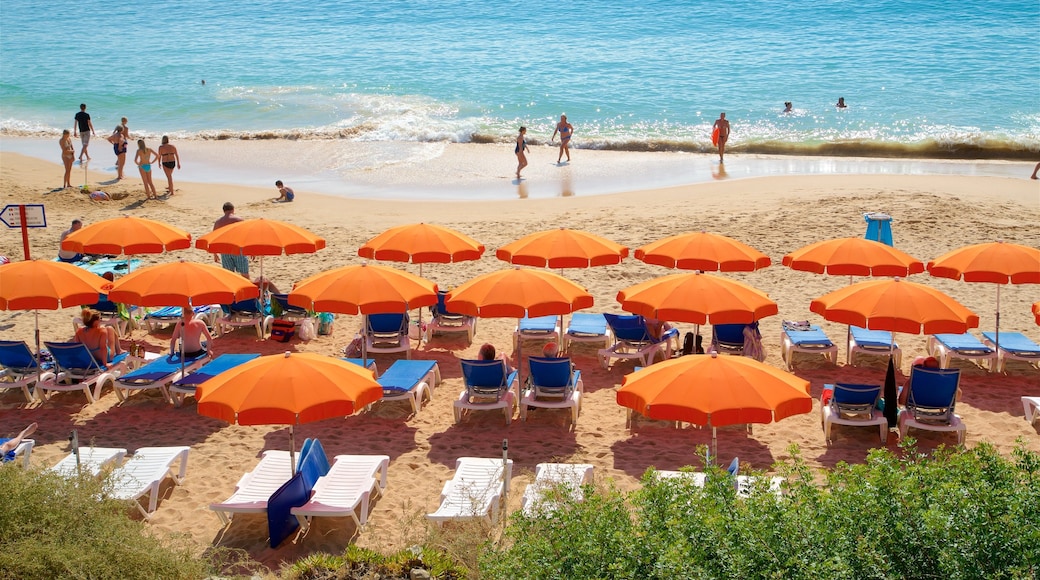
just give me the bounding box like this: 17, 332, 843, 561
364, 313, 411, 359
513, 315, 561, 352
37, 341, 129, 403
980, 331, 1040, 373
898, 367, 965, 444
562, 313, 611, 353
710, 323, 747, 355
598, 313, 677, 368
0, 340, 54, 402
849, 326, 902, 368
374, 359, 440, 416
520, 356, 583, 427
821, 383, 888, 444
780, 324, 838, 370
425, 290, 476, 344
454, 359, 518, 425
218, 299, 273, 339
927, 332, 995, 372
114, 352, 211, 403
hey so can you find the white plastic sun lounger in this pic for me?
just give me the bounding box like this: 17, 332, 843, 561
1021, 396, 1040, 425
521, 463, 594, 516
426, 457, 513, 525
50, 446, 128, 477
108, 446, 190, 519
981, 332, 1040, 373
210, 450, 293, 525
5, 439, 34, 469
291, 454, 390, 533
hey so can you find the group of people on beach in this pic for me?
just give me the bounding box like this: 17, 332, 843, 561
61, 103, 180, 199
514, 114, 575, 179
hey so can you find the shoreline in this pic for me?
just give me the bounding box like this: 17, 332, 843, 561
1, 136, 1034, 201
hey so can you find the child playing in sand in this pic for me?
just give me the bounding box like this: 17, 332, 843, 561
273, 180, 295, 202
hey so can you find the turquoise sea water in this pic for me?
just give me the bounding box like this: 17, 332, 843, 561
1, 0, 1037, 159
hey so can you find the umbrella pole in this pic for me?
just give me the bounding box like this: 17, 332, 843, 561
34, 310, 42, 390
361, 315, 368, 363
289, 424, 296, 475
711, 423, 717, 464
994, 284, 1000, 369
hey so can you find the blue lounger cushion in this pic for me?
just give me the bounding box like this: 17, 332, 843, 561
172, 354, 260, 389
980, 332, 1040, 355
378, 360, 437, 395
567, 313, 607, 335
343, 358, 377, 370
119, 352, 209, 385
784, 325, 833, 346
519, 316, 558, 332
850, 327, 895, 348
933, 333, 993, 353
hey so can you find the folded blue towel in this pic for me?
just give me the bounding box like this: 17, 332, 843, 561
851, 326, 896, 348
981, 331, 1038, 354
933, 333, 992, 353
785, 325, 834, 346
379, 360, 437, 392
567, 313, 607, 335
519, 315, 558, 332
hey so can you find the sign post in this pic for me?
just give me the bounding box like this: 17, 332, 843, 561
0, 204, 47, 260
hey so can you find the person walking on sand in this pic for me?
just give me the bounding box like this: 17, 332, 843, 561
157, 136, 181, 195
59, 129, 75, 188
107, 124, 128, 179
1030, 162, 1039, 179
551, 114, 574, 163
515, 126, 530, 179
73, 103, 95, 162
713, 112, 731, 163
134, 139, 159, 200
213, 202, 249, 276
273, 180, 295, 202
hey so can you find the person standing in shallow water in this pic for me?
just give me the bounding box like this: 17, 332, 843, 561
713, 112, 730, 163
158, 136, 180, 195
515, 127, 530, 179
552, 114, 574, 163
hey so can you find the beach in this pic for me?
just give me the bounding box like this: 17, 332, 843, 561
1, 145, 1039, 571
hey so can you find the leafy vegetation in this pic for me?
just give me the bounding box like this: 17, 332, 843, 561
481, 442, 1040, 579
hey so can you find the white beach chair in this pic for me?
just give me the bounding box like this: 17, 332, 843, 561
820, 383, 889, 444
521, 463, 594, 516
1021, 396, 1040, 425
291, 454, 390, 533
37, 342, 128, 403
562, 313, 612, 353
849, 326, 902, 368
50, 446, 128, 478
427, 457, 513, 525
780, 324, 838, 370
513, 315, 561, 352
0, 340, 55, 403
374, 360, 440, 416
210, 450, 294, 525
5, 439, 34, 469
108, 446, 190, 519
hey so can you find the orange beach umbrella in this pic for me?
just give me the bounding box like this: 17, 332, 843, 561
358, 223, 484, 268
782, 237, 925, 277
809, 278, 979, 335
496, 228, 628, 269
107, 260, 259, 308
0, 260, 108, 310
445, 267, 594, 319
195, 218, 325, 256
287, 262, 438, 315
197, 351, 382, 471
617, 271, 778, 325
635, 231, 771, 272
61, 216, 191, 255
617, 354, 811, 456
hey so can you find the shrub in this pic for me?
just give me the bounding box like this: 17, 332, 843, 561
481, 442, 1040, 579
0, 466, 207, 580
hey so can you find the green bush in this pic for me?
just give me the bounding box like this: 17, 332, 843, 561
0, 466, 207, 580
482, 442, 1040, 579
281, 545, 466, 579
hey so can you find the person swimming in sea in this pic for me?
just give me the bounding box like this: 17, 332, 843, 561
783, 101, 793, 113
515, 126, 530, 179
552, 114, 574, 163
836, 97, 847, 109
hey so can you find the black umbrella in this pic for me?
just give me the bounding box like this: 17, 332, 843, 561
883, 356, 898, 428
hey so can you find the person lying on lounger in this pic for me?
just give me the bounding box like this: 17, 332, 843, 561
1, 422, 37, 462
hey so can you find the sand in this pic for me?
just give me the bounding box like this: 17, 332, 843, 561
1, 146, 1038, 571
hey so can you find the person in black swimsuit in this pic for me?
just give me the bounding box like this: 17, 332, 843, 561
515, 126, 529, 179
157, 135, 181, 195
108, 124, 128, 179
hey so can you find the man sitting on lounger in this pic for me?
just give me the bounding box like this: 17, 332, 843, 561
170, 310, 213, 359
1, 422, 37, 462
899, 356, 941, 405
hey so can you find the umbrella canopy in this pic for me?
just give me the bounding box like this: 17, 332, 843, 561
197, 351, 382, 470
617, 271, 778, 324
809, 278, 979, 335
0, 260, 108, 310
358, 223, 484, 265
107, 260, 259, 307
195, 218, 326, 256
496, 228, 628, 268
287, 262, 438, 315
782, 237, 925, 277
635, 231, 771, 272
60, 216, 191, 255
617, 354, 811, 455
445, 267, 594, 318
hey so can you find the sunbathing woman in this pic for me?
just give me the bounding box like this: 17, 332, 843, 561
135, 140, 159, 199
74, 308, 122, 367
1, 422, 38, 462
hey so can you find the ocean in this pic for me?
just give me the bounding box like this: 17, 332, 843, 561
1, 0, 1037, 160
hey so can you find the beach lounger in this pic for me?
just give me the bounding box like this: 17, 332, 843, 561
735, 475, 785, 498
114, 352, 210, 403
291, 454, 391, 533
562, 312, 611, 353
821, 383, 888, 444
144, 304, 219, 332
710, 323, 747, 355
217, 299, 273, 339
209, 450, 294, 525
849, 326, 902, 368
364, 313, 410, 359
50, 446, 128, 478
454, 359, 518, 425
0, 340, 54, 402
521, 463, 594, 516
2, 439, 34, 469
520, 356, 583, 427
898, 367, 965, 444
271, 293, 313, 324
981, 331, 1040, 373
169, 353, 260, 406
72, 297, 138, 338
928, 333, 996, 372
37, 341, 128, 403
343, 358, 378, 375
598, 313, 677, 369
1022, 396, 1040, 425
513, 315, 561, 352
426, 457, 513, 525
780, 324, 838, 370
108, 446, 190, 519
655, 470, 708, 487
426, 290, 476, 343
374, 359, 440, 416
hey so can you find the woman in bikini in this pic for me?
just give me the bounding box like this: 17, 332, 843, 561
60, 130, 75, 188
74, 308, 122, 367
515, 126, 529, 179
157, 136, 180, 195
108, 124, 128, 179
134, 139, 159, 199
551, 114, 574, 163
